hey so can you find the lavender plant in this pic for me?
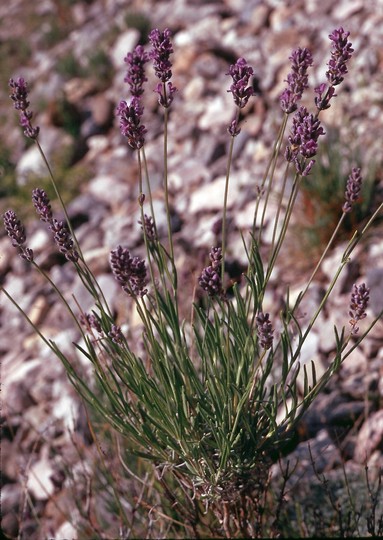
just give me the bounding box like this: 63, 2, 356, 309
2, 27, 383, 538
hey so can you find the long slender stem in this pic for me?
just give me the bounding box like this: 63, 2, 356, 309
221, 135, 236, 283
141, 146, 158, 235
269, 162, 291, 254
257, 113, 289, 245
35, 139, 113, 318
252, 114, 288, 241
163, 104, 174, 263
264, 173, 300, 286
294, 212, 347, 309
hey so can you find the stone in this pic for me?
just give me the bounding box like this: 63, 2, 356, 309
88, 175, 131, 207
354, 410, 383, 464
15, 145, 46, 186
26, 446, 56, 501
198, 95, 234, 132
110, 29, 140, 69
189, 175, 239, 214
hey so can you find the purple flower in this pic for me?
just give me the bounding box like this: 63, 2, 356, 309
280, 47, 313, 114
349, 283, 369, 335
314, 82, 336, 111
9, 77, 40, 139
154, 81, 177, 108
124, 45, 149, 98
209, 246, 223, 269
138, 214, 156, 242
227, 57, 254, 109
199, 266, 222, 297
110, 245, 147, 297
285, 106, 325, 175
326, 27, 354, 87
32, 188, 78, 262
116, 97, 147, 149
256, 311, 274, 350
343, 167, 363, 213
198, 247, 223, 297
81, 312, 102, 334
50, 219, 79, 262
149, 28, 174, 83
32, 188, 53, 224
3, 209, 34, 262
228, 118, 241, 137
108, 324, 124, 345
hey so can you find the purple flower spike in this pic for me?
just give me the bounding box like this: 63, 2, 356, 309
110, 245, 147, 297
9, 78, 40, 139
3, 209, 34, 262
199, 247, 223, 297
81, 312, 102, 334
138, 214, 156, 242
50, 219, 79, 262
116, 97, 147, 149
343, 167, 363, 213
108, 324, 124, 345
256, 311, 274, 350
154, 81, 177, 108
280, 47, 313, 114
32, 188, 53, 224
228, 118, 241, 137
149, 28, 174, 83
314, 83, 336, 111
349, 283, 369, 335
124, 45, 149, 98
285, 106, 325, 175
199, 266, 222, 297
326, 27, 354, 87
227, 58, 254, 109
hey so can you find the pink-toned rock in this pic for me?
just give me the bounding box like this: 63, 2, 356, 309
354, 410, 383, 464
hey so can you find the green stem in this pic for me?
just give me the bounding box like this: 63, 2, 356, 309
257, 113, 289, 246
35, 139, 113, 318
292, 212, 347, 314
269, 161, 291, 255
163, 101, 174, 264
264, 172, 300, 286
221, 134, 236, 284
141, 145, 158, 236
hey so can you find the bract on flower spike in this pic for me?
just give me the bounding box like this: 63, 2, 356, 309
124, 44, 149, 98
227, 58, 254, 109
343, 167, 363, 213
280, 47, 313, 114
256, 312, 274, 350
9, 77, 40, 139
3, 210, 34, 262
110, 245, 148, 297
315, 27, 354, 111
349, 283, 370, 335
116, 98, 147, 149
285, 106, 325, 175
149, 28, 177, 108
199, 247, 224, 297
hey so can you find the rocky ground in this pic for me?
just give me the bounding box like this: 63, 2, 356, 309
1, 0, 383, 538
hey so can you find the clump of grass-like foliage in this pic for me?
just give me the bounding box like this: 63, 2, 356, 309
2, 27, 383, 538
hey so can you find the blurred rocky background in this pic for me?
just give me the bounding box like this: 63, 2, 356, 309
1, 0, 383, 538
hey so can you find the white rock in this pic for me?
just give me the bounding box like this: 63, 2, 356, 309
88, 175, 131, 206
27, 446, 55, 500
110, 29, 140, 69
51, 389, 79, 432
189, 176, 239, 214
198, 95, 234, 132
55, 521, 78, 540
15, 146, 46, 186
